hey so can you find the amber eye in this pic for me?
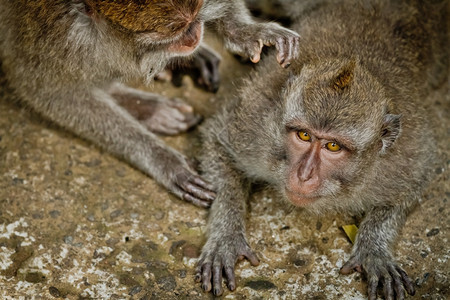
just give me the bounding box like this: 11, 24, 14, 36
298, 131, 311, 141
326, 142, 341, 152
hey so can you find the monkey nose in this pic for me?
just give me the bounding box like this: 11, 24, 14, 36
298, 165, 315, 182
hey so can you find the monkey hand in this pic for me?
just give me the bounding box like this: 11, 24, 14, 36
171, 45, 221, 93
195, 234, 260, 296
161, 154, 216, 208
340, 252, 415, 300
137, 98, 202, 136
223, 22, 300, 68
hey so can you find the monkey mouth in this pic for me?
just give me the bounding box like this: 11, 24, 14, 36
169, 20, 203, 55
285, 189, 319, 206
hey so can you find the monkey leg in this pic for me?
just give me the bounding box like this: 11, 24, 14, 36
170, 44, 221, 93
195, 143, 259, 296
109, 82, 202, 135
340, 206, 415, 300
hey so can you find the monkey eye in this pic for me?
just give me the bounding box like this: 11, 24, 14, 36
326, 142, 341, 152
298, 131, 311, 141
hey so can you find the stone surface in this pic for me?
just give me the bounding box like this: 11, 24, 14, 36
0, 34, 448, 299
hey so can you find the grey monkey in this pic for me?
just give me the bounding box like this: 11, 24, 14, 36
196, 0, 448, 298
0, 0, 300, 207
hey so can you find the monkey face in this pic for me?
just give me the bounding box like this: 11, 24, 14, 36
280, 60, 402, 208
86, 0, 204, 55
283, 124, 355, 207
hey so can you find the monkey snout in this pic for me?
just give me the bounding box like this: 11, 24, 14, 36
169, 21, 203, 55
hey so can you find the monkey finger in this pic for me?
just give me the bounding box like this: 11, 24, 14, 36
163, 103, 193, 120
224, 265, 236, 291
168, 120, 190, 133
183, 193, 211, 208
190, 176, 216, 193
159, 111, 201, 133
396, 267, 415, 296
212, 262, 224, 296
275, 37, 287, 66
195, 257, 206, 281
382, 275, 394, 300
171, 102, 194, 114
194, 54, 220, 93
392, 275, 405, 300
248, 253, 260, 266
249, 40, 264, 63
194, 271, 202, 283
201, 263, 213, 292
340, 257, 362, 274
368, 275, 379, 300
164, 115, 199, 132
283, 36, 300, 68
192, 45, 221, 93
293, 36, 301, 60
145, 125, 180, 136
184, 113, 203, 129
182, 178, 216, 202
167, 105, 201, 127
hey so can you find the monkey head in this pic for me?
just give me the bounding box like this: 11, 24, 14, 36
85, 0, 204, 55
280, 59, 402, 210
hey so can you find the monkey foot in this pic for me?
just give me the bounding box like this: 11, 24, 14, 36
195, 235, 259, 296
340, 254, 415, 300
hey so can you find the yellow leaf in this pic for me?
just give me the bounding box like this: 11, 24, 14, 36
342, 224, 358, 244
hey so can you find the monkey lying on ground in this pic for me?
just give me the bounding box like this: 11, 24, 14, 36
0, 0, 299, 207
196, 0, 448, 298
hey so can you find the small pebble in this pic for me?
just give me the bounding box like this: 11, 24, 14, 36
110, 209, 122, 219
63, 236, 73, 244
129, 285, 142, 296
49, 210, 61, 218
49, 286, 61, 298
426, 228, 439, 237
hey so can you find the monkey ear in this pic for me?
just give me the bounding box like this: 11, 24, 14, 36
380, 114, 401, 153
332, 61, 356, 91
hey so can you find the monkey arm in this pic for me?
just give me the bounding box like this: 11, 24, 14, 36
28, 87, 215, 207
195, 138, 259, 296
203, 0, 300, 68
340, 205, 416, 300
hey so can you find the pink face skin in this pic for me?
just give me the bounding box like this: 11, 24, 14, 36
285, 126, 353, 206
168, 20, 204, 55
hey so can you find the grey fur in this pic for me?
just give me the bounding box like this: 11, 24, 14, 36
197, 0, 448, 298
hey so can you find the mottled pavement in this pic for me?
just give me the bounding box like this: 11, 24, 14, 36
0, 35, 448, 299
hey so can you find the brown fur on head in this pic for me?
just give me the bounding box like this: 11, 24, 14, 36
86, 0, 203, 37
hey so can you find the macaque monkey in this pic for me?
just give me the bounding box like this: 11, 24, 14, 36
196, 0, 447, 298
0, 0, 300, 207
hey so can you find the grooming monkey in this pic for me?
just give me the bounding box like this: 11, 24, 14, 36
197, 0, 448, 298
0, 0, 299, 207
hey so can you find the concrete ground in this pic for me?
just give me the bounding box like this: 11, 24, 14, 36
0, 33, 448, 299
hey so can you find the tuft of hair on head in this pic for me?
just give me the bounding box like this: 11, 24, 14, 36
331, 60, 356, 91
